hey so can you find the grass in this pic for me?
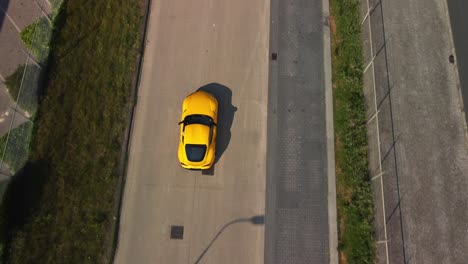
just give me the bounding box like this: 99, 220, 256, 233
20, 0, 62, 62
4, 64, 41, 115
0, 122, 33, 174
330, 0, 376, 263
20, 17, 52, 62
4, 65, 26, 103
0, 0, 144, 262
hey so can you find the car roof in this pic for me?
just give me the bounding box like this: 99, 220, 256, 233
183, 123, 210, 146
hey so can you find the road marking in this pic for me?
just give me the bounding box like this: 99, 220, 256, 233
0, 53, 30, 171
371, 171, 385, 181
364, 56, 375, 73
20, 49, 42, 69
361, 2, 380, 26
34, 1, 52, 24
361, 11, 370, 26
0, 6, 21, 32
363, 0, 390, 263
367, 109, 380, 125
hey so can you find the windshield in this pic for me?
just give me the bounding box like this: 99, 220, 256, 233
183, 114, 213, 126
185, 144, 207, 162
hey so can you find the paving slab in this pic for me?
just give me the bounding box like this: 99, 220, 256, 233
265, 0, 331, 262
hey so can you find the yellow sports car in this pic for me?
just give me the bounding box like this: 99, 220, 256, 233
178, 91, 218, 170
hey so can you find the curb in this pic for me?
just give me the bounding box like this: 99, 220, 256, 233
108, 0, 153, 262
322, 0, 339, 262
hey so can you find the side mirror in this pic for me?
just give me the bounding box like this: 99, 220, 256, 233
178, 121, 184, 125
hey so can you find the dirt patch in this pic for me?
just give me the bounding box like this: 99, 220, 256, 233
338, 215, 347, 264
329, 15, 336, 34
339, 251, 348, 264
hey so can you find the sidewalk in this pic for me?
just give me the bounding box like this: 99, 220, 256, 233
0, 0, 52, 177
0, 0, 51, 137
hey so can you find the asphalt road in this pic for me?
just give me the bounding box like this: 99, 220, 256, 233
114, 0, 270, 263
447, 0, 468, 126
361, 0, 468, 263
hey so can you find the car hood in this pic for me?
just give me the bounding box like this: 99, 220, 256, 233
183, 92, 217, 118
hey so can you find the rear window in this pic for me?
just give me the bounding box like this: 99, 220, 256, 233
185, 144, 207, 162
184, 115, 213, 126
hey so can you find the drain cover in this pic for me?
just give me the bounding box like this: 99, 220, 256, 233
170, 226, 184, 239
272, 53, 277, 60
449, 54, 455, 64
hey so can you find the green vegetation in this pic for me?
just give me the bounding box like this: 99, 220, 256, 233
4, 64, 40, 114
0, 0, 144, 262
330, 0, 376, 263
20, 17, 52, 62
19, 21, 38, 51
20, 0, 63, 62
0, 122, 33, 174
4, 65, 25, 103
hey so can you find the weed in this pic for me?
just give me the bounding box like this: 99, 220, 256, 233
330, 0, 376, 263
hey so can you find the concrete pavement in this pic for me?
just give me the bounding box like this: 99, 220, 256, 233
114, 0, 270, 263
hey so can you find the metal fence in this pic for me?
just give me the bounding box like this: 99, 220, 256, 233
0, 0, 62, 192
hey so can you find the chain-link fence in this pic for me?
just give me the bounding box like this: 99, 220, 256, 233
0, 0, 62, 196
